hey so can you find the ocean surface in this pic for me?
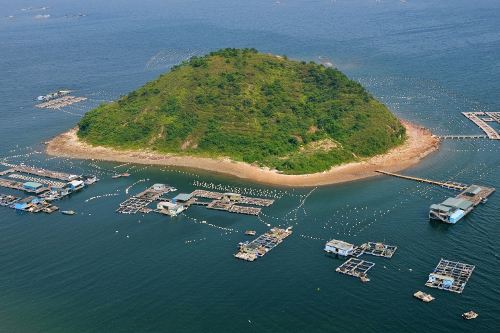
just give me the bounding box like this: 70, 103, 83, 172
0, 0, 499, 332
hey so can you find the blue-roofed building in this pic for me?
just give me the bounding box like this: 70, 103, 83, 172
23, 181, 44, 192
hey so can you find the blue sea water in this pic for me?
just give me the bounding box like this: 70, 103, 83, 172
0, 0, 499, 332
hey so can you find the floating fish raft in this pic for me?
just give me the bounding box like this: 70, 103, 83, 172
234, 227, 292, 262
336, 258, 375, 282
325, 239, 397, 282
425, 258, 475, 294
0, 163, 97, 213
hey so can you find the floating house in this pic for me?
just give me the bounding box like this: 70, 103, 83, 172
23, 181, 45, 192
324, 239, 355, 256
429, 197, 474, 224
14, 196, 35, 210
157, 201, 185, 216
427, 273, 455, 289
67, 180, 84, 191
172, 193, 193, 203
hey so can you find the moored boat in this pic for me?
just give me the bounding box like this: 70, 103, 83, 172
462, 311, 478, 320
413, 290, 435, 303
61, 210, 75, 215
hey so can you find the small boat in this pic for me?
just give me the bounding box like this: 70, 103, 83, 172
413, 291, 435, 303
61, 210, 75, 215
112, 173, 130, 179
462, 311, 478, 320
359, 274, 370, 283
245, 230, 256, 236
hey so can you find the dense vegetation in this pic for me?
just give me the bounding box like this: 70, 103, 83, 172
78, 48, 406, 174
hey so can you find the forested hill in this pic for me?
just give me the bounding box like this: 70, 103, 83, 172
78, 48, 406, 174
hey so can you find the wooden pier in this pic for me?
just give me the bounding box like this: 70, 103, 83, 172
425, 259, 475, 294
462, 112, 500, 140
375, 170, 468, 191
439, 135, 488, 140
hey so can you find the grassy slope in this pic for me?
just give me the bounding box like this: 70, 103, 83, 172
78, 48, 406, 174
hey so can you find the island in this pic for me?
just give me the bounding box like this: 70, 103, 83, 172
47, 48, 439, 186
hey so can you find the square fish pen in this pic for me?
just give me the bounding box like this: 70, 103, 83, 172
336, 258, 375, 279
360, 242, 398, 258
425, 259, 475, 294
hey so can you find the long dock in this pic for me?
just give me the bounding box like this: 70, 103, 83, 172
439, 135, 488, 140
375, 170, 468, 191
462, 112, 500, 140
1, 163, 77, 181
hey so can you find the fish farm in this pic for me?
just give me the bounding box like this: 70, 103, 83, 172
35, 91, 87, 110
0, 163, 97, 213
117, 186, 275, 217
234, 227, 293, 262
325, 239, 397, 281
335, 258, 375, 281
425, 259, 475, 294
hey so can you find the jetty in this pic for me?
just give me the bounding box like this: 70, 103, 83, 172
439, 135, 488, 140
335, 258, 375, 282
375, 170, 468, 191
425, 258, 475, 294
377, 170, 495, 224
234, 227, 292, 262
461, 112, 500, 140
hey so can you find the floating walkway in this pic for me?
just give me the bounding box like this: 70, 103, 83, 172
234, 227, 292, 262
375, 170, 468, 191
425, 259, 475, 294
462, 112, 500, 140
439, 135, 488, 140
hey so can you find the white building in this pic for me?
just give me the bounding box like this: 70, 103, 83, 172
324, 239, 355, 256
157, 201, 185, 216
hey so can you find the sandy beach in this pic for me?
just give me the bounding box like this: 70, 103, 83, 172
46, 121, 439, 187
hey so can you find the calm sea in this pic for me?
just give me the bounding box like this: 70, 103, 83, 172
0, 0, 499, 332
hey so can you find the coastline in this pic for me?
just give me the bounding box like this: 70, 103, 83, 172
45, 121, 439, 187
